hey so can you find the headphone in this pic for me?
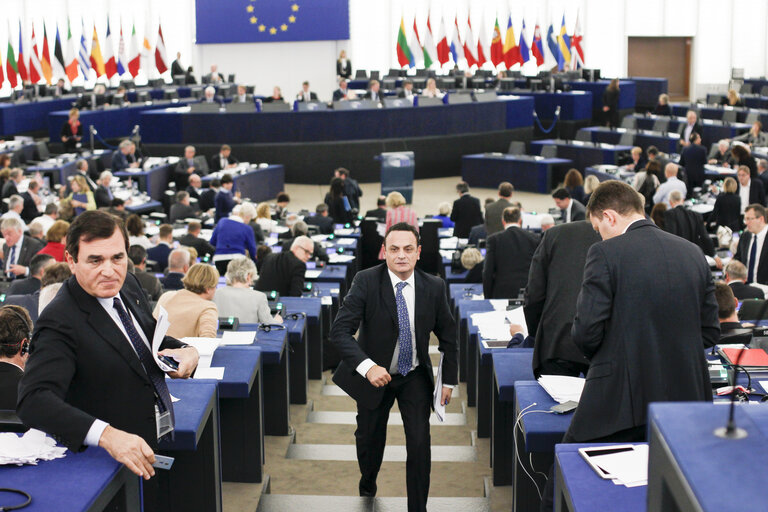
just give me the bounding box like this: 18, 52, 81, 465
286, 312, 306, 321
0, 306, 32, 356
258, 323, 287, 332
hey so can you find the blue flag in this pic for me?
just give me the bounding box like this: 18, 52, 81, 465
546, 24, 562, 70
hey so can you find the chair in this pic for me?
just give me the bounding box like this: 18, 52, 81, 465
738, 299, 767, 321
34, 141, 50, 161
370, 71, 380, 80
164, 89, 179, 100
359, 218, 383, 271
507, 141, 526, 155
416, 219, 441, 275
619, 132, 635, 146
621, 116, 637, 129
575, 130, 592, 142
136, 91, 150, 102
652, 118, 670, 132
541, 144, 558, 159
740, 83, 752, 95
438, 77, 456, 90
745, 111, 760, 124
354, 70, 368, 79
193, 155, 209, 174
722, 110, 737, 123
498, 78, 516, 91
761, 85, 768, 97
228, 74, 236, 83
0, 410, 28, 433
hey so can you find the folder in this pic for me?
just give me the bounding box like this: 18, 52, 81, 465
720, 347, 768, 367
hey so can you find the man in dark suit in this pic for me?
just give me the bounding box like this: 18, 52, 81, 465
128, 245, 163, 301
330, 223, 458, 512
256, 236, 313, 297
663, 190, 716, 258
332, 78, 350, 102
484, 182, 514, 236
724, 260, 764, 300
171, 52, 184, 77
1, 168, 21, 202
198, 179, 219, 212
678, 110, 703, 148
231, 85, 252, 104
297, 81, 318, 102
160, 249, 189, 291
19, 180, 41, 224
335, 167, 363, 211
482, 207, 540, 299
94, 171, 115, 209
398, 80, 415, 100
1, 217, 44, 279
525, 220, 601, 378
679, 132, 709, 189
8, 254, 54, 296
209, 144, 239, 173
0, 305, 33, 410
186, 174, 203, 202
203, 65, 223, 85
363, 79, 382, 102
734, 203, 768, 285
364, 196, 387, 221
147, 225, 174, 272
716, 283, 751, 335
281, 221, 329, 264
552, 188, 586, 222
450, 182, 483, 238
737, 164, 766, 208
175, 146, 203, 189
16, 211, 199, 510
170, 191, 198, 223
111, 140, 140, 172
305, 204, 336, 234
179, 221, 215, 260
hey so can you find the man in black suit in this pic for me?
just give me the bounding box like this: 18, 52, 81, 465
716, 282, 750, 334
8, 254, 54, 296
1, 168, 21, 202
175, 146, 203, 189
160, 249, 189, 291
171, 52, 184, 77
203, 64, 224, 85
335, 167, 362, 211
231, 85, 252, 104
209, 144, 239, 173
179, 221, 215, 260
398, 80, 415, 100
1, 217, 44, 279
256, 236, 313, 296
450, 182, 483, 238
678, 110, 703, 148
737, 165, 766, 210
552, 188, 586, 222
19, 180, 41, 224
297, 81, 318, 102
281, 221, 329, 263
112, 140, 140, 172
94, 171, 115, 209
332, 78, 350, 102
16, 211, 199, 510
363, 79, 382, 102
364, 196, 387, 221
170, 191, 198, 223
186, 174, 203, 203
147, 224, 174, 272
484, 182, 514, 236
198, 180, 219, 213
482, 207, 540, 299
305, 204, 336, 234
525, 220, 601, 378
734, 203, 768, 285
663, 190, 717, 258
724, 260, 764, 300
679, 132, 708, 189
0, 305, 33, 410
330, 223, 458, 512
128, 245, 162, 301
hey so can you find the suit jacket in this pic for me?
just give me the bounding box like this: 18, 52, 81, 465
464, 261, 484, 284
330, 264, 458, 409
146, 243, 173, 271
332, 88, 349, 102
729, 281, 764, 300
467, 224, 487, 247
663, 206, 715, 256
734, 231, 768, 285
186, 186, 201, 202
2, 180, 18, 200
482, 226, 540, 299
16, 274, 186, 450
3, 236, 44, 270
7, 276, 41, 296
231, 95, 253, 104
336, 60, 352, 78
171, 60, 184, 77
679, 144, 708, 187
735, 130, 768, 146
281, 238, 329, 263
568, 220, 718, 441
305, 214, 335, 234
209, 153, 239, 173
484, 198, 512, 236
738, 179, 766, 207
711, 193, 742, 232
450, 194, 484, 238
562, 200, 586, 222
343, 178, 363, 210
134, 269, 163, 301
160, 272, 185, 291
256, 251, 306, 297
363, 90, 382, 102
0, 361, 23, 410
111, 151, 137, 173
174, 159, 202, 189
19, 192, 39, 224
297, 91, 318, 102
199, 189, 217, 212
525, 221, 602, 377
170, 203, 198, 223
364, 208, 387, 222
214, 191, 237, 222
94, 186, 113, 209
179, 234, 215, 258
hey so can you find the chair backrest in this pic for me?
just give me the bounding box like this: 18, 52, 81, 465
575, 130, 592, 142
355, 70, 368, 79
761, 85, 768, 97
722, 110, 737, 123
541, 144, 558, 158
652, 118, 670, 132
745, 111, 760, 124
740, 83, 752, 94
193, 155, 209, 174
437, 77, 456, 90
36, 141, 50, 160
228, 74, 236, 83
507, 140, 526, 155
370, 70, 380, 80
619, 132, 635, 146
738, 299, 767, 321
164, 89, 179, 100
621, 116, 637, 129
359, 218, 383, 271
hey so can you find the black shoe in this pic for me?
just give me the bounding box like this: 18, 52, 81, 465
359, 478, 377, 497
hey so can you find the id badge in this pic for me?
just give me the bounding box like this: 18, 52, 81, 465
156, 405, 173, 439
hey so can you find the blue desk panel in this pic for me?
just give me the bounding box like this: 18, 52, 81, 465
114, 162, 175, 201
630, 114, 751, 148
530, 139, 632, 171
566, 80, 636, 111
210, 345, 261, 398
201, 165, 284, 204
162, 380, 217, 451
0, 97, 75, 135
502, 91, 592, 121
462, 154, 574, 193
578, 126, 680, 154
515, 381, 572, 452
628, 77, 667, 108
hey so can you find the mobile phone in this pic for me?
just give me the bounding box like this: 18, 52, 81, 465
550, 400, 578, 414
158, 355, 179, 370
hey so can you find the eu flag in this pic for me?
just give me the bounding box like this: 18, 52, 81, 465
196, 0, 350, 44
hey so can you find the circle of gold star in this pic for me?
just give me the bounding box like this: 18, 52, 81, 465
246, 1, 299, 36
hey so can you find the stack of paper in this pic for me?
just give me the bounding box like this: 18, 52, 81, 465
470, 310, 512, 341
220, 331, 256, 345
589, 445, 648, 487
335, 238, 356, 246
439, 237, 459, 250
537, 375, 585, 404
180, 337, 221, 370
305, 270, 322, 279
194, 367, 226, 380
0, 429, 67, 465
335, 228, 355, 236
311, 234, 329, 242
329, 253, 355, 263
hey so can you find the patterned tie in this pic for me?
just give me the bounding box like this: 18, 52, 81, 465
748, 235, 758, 283
6, 244, 16, 278
395, 281, 413, 376
112, 297, 175, 428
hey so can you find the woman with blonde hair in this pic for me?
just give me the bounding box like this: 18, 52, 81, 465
461, 247, 484, 283
336, 50, 351, 79
67, 175, 96, 216
711, 177, 741, 232
255, 202, 276, 233
582, 175, 600, 205
154, 263, 220, 338
433, 202, 454, 228
379, 191, 419, 259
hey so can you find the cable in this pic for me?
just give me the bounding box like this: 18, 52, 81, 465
0, 487, 32, 510
513, 402, 555, 500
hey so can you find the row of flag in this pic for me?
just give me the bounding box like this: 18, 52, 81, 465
397, 12, 584, 72
0, 17, 171, 88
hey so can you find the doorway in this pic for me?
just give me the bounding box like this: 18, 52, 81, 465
628, 37, 691, 101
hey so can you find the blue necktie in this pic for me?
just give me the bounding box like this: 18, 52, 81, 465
395, 281, 413, 376
748, 236, 758, 283
113, 297, 174, 428
6, 244, 16, 278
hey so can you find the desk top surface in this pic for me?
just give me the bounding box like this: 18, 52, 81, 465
162, 380, 217, 451
515, 381, 573, 452
210, 345, 261, 398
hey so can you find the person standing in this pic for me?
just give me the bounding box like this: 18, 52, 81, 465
602, 79, 620, 128
330, 223, 458, 512
450, 182, 483, 238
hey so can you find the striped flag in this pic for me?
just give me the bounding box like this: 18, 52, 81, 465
503, 15, 521, 69
17, 22, 28, 82
103, 18, 118, 78
435, 15, 449, 66
474, 16, 487, 67
490, 17, 504, 67
547, 23, 562, 70
531, 23, 545, 67
407, 18, 422, 68
519, 21, 530, 65
117, 22, 127, 75
558, 15, 571, 70
396, 17, 412, 68
141, 15, 154, 75
90, 26, 106, 77
64, 18, 78, 82
29, 26, 43, 83
154, 23, 169, 74
570, 11, 584, 70
41, 23, 53, 84
53, 25, 67, 80
0, 47, 4, 86
128, 22, 140, 77
6, 22, 19, 88
77, 20, 91, 77
422, 14, 437, 69
463, 18, 479, 68
449, 16, 464, 66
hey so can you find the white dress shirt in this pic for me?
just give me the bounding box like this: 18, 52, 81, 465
564, 200, 574, 222
740, 181, 751, 214
747, 225, 768, 283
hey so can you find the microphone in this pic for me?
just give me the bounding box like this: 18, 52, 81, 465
132, 125, 140, 135
90, 126, 98, 135
555, 106, 561, 118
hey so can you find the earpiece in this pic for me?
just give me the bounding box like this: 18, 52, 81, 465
0, 306, 32, 356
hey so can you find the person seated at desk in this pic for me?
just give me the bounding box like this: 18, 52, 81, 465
175, 145, 204, 189
214, 174, 241, 223
737, 165, 766, 213
653, 163, 688, 206
185, 65, 197, 85
210, 202, 258, 268
1, 168, 21, 205
60, 107, 82, 153
721, 88, 744, 108
297, 81, 318, 102
160, 248, 190, 291
433, 202, 454, 228
364, 196, 387, 221
716, 282, 749, 334
281, 221, 329, 264
94, 171, 115, 209
262, 86, 284, 103
306, 203, 336, 234
680, 132, 708, 189
336, 49, 351, 79
7, 254, 54, 296
711, 177, 742, 232
52, 78, 69, 97
231, 85, 252, 104
333, 78, 352, 102
725, 260, 765, 300
111, 140, 140, 172
179, 221, 215, 260
552, 188, 586, 223
125, 214, 151, 249
147, 224, 174, 271
708, 139, 733, 167
0, 305, 33, 409
200, 85, 222, 104
186, 173, 203, 202
653, 93, 672, 116
128, 245, 163, 301
105, 198, 129, 221
663, 190, 718, 262
20, 180, 41, 225
210, 144, 239, 173
625, 147, 647, 172
363, 79, 382, 102
461, 247, 484, 283
734, 121, 768, 147
204, 64, 224, 85
273, 192, 291, 221
421, 77, 444, 99
37, 220, 69, 262
170, 191, 199, 223
154, 263, 219, 339
214, 257, 283, 325
1, 195, 28, 232
398, 80, 415, 101
564, 169, 586, 204
199, 178, 219, 212
731, 142, 758, 178
733, 203, 768, 285
256, 236, 313, 297
482, 207, 539, 299
66, 176, 96, 217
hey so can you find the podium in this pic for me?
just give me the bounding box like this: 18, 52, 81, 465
378, 151, 414, 203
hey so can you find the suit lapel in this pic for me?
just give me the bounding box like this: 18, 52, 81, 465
379, 266, 398, 326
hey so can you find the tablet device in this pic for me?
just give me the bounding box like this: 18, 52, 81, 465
578, 445, 637, 479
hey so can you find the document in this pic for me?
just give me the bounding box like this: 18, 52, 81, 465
152, 306, 176, 372
220, 331, 256, 345
180, 337, 220, 370
305, 270, 322, 279
538, 375, 585, 404
470, 310, 513, 341
505, 306, 529, 337
432, 353, 445, 422
328, 254, 355, 263
193, 367, 226, 380
335, 238, 356, 246
589, 444, 648, 487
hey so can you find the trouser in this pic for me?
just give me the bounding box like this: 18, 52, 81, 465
355, 365, 432, 512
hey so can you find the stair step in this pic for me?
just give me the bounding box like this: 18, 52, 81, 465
322, 384, 460, 398
307, 410, 466, 426
257, 494, 490, 512
285, 443, 477, 462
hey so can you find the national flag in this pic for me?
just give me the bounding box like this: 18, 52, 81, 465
422, 14, 437, 69
77, 20, 91, 77
570, 11, 584, 70
396, 17, 412, 68
29, 26, 43, 83
436, 15, 449, 65
41, 23, 53, 84
490, 17, 504, 67
17, 22, 28, 82
531, 23, 545, 66
519, 21, 530, 65
463, 18, 478, 67
547, 23, 562, 70
53, 25, 67, 80
474, 17, 487, 67
558, 15, 571, 69
449, 16, 465, 66
117, 22, 127, 75
141, 15, 154, 74
155, 23, 169, 74
103, 17, 118, 78
128, 22, 140, 77
89, 26, 106, 77
0, 49, 4, 86
6, 23, 19, 88
503, 15, 521, 69
64, 18, 78, 82
407, 18, 423, 68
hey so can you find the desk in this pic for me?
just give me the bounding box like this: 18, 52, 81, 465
0, 97, 76, 136
584, 166, 634, 184
457, 299, 495, 401
285, 317, 309, 404
306, 264, 350, 298
629, 114, 752, 148
125, 199, 163, 214
444, 265, 469, 285
628, 77, 668, 109
577, 126, 680, 154
500, 90, 593, 121
530, 139, 632, 172
159, 380, 222, 512
279, 296, 324, 379
209, 346, 264, 483
491, 351, 535, 486
114, 162, 176, 201
201, 164, 284, 203
461, 154, 574, 193
566, 80, 636, 112
0, 445, 140, 511
252, 328, 291, 436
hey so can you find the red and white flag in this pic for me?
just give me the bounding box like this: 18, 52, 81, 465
29, 26, 43, 83
154, 23, 168, 74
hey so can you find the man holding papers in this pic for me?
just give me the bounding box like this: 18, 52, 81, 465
17, 211, 199, 512
330, 223, 458, 512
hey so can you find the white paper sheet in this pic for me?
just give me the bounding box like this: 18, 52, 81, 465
321, 296, 333, 305
180, 337, 220, 370
328, 254, 356, 263
489, 299, 509, 311
537, 375, 585, 404
335, 238, 356, 246
193, 367, 226, 380
432, 353, 445, 422
470, 310, 513, 341
589, 445, 648, 487
220, 331, 256, 345
305, 270, 322, 279
152, 306, 176, 372
0, 429, 68, 466
505, 306, 528, 337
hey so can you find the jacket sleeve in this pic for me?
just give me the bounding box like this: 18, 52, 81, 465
482, 235, 495, 298
246, 228, 258, 263
524, 234, 549, 335
700, 266, 720, 349
288, 262, 305, 296
197, 304, 219, 338
432, 278, 459, 385
571, 244, 613, 360
329, 273, 372, 369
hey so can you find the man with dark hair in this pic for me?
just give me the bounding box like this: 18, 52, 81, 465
734, 203, 768, 285
363, 79, 382, 102
679, 131, 708, 189
0, 305, 33, 409
256, 236, 314, 296
1, 168, 21, 203
482, 207, 540, 299
332, 78, 350, 102
724, 260, 764, 300
170, 191, 198, 223
147, 224, 174, 271
297, 80, 318, 102
210, 144, 238, 173
274, 192, 291, 220
106, 198, 129, 220
8, 253, 55, 295
330, 222, 457, 512
398, 79, 415, 100
715, 281, 745, 331
484, 181, 514, 236
646, 145, 668, 173
128, 245, 163, 300
450, 181, 483, 238
20, 180, 41, 224
335, 168, 363, 211
214, 174, 240, 222
179, 221, 215, 260
305, 203, 335, 234
199, 178, 219, 212
17, 210, 199, 511
552, 188, 586, 222
365, 196, 387, 221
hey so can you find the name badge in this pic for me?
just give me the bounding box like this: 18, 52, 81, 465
155, 405, 173, 439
